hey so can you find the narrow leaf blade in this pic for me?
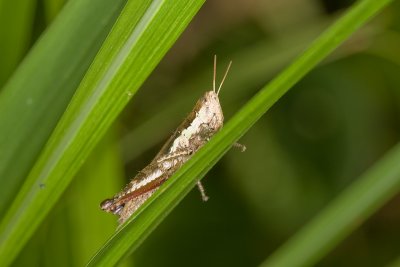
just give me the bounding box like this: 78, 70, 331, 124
87, 0, 394, 265
0, 0, 126, 215
0, 0, 205, 266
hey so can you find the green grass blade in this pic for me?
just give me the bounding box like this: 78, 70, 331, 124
61, 129, 127, 266
12, 129, 126, 267
0, 0, 36, 86
87, 0, 393, 265
0, 0, 204, 266
261, 143, 400, 267
0, 0, 126, 216
43, 0, 66, 23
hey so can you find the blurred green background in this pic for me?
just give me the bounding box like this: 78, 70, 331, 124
1, 0, 400, 266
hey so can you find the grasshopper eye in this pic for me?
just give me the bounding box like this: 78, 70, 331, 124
101, 198, 125, 215
100, 198, 114, 210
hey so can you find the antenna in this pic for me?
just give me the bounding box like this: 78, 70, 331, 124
212, 55, 232, 95
217, 60, 232, 95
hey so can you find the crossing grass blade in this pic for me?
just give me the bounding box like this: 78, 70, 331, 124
0, 0, 205, 266
0, 0, 126, 216
87, 0, 394, 266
